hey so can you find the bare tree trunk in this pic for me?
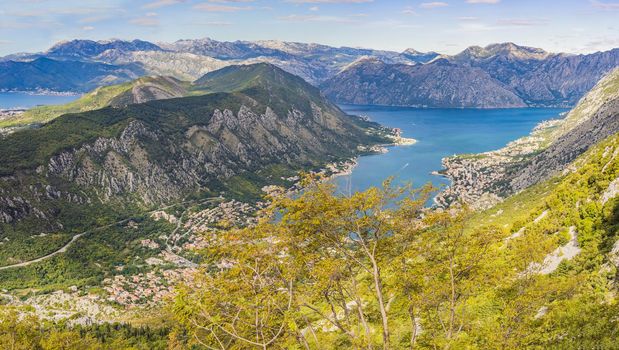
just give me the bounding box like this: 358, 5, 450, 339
370, 255, 390, 349
351, 273, 373, 350
408, 302, 418, 349
448, 256, 456, 341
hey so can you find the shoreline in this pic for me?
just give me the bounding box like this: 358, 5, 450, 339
434, 111, 569, 209
0, 90, 80, 97
323, 135, 418, 184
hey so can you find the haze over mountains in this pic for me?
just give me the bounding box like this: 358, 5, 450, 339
323, 43, 619, 108
3, 38, 617, 108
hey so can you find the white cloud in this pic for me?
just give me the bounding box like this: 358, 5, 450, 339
458, 22, 493, 32
278, 14, 358, 23
193, 3, 252, 11
129, 16, 159, 26
82, 26, 95, 31
309, 6, 319, 11
285, 0, 372, 3
456, 17, 547, 32
402, 6, 417, 15
204, 21, 233, 26
590, 0, 619, 10
495, 18, 548, 27
466, 0, 500, 3
142, 0, 186, 9
368, 19, 422, 29
420, 2, 448, 9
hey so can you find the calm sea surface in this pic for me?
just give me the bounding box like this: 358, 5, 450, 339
334, 105, 569, 195
0, 92, 79, 109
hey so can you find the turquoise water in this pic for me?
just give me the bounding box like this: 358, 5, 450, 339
0, 92, 79, 109
334, 105, 569, 195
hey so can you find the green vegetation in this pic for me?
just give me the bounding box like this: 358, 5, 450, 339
0, 63, 336, 131
0, 307, 172, 349
0, 63, 390, 292
1, 130, 617, 349
2, 63, 617, 349
0, 215, 173, 292
0, 84, 131, 128
172, 133, 619, 349
0, 76, 196, 129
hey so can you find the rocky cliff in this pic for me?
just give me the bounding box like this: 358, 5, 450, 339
3, 39, 618, 107
508, 69, 619, 191
0, 63, 390, 233
454, 43, 619, 107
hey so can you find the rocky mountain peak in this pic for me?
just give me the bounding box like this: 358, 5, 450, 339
46, 39, 163, 59
484, 42, 550, 59
340, 56, 385, 71
400, 48, 441, 63
403, 48, 424, 55
456, 42, 551, 61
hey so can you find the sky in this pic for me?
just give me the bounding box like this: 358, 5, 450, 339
0, 0, 618, 56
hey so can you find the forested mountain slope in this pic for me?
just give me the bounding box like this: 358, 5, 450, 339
172, 128, 619, 349
0, 63, 390, 290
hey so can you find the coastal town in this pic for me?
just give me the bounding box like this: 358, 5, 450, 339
434, 117, 565, 210
0, 109, 24, 121
0, 123, 417, 323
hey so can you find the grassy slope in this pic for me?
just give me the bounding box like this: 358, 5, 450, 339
466, 132, 619, 347
377, 133, 619, 348
0, 63, 345, 130
471, 128, 618, 237
0, 84, 132, 128
0, 76, 194, 128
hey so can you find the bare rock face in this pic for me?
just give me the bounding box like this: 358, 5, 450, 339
0, 194, 35, 224
47, 120, 187, 204
322, 44, 619, 108
42, 103, 349, 206
509, 95, 619, 192
0, 63, 389, 234
321, 58, 527, 108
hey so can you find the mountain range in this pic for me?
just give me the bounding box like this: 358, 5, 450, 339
0, 63, 387, 225
0, 34, 618, 348
2, 38, 617, 108
323, 43, 619, 108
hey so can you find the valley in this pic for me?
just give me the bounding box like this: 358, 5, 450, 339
0, 8, 617, 345
0, 63, 399, 328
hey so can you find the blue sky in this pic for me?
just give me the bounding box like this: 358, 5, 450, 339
0, 0, 618, 56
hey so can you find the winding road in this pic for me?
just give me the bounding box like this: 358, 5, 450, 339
0, 197, 221, 271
